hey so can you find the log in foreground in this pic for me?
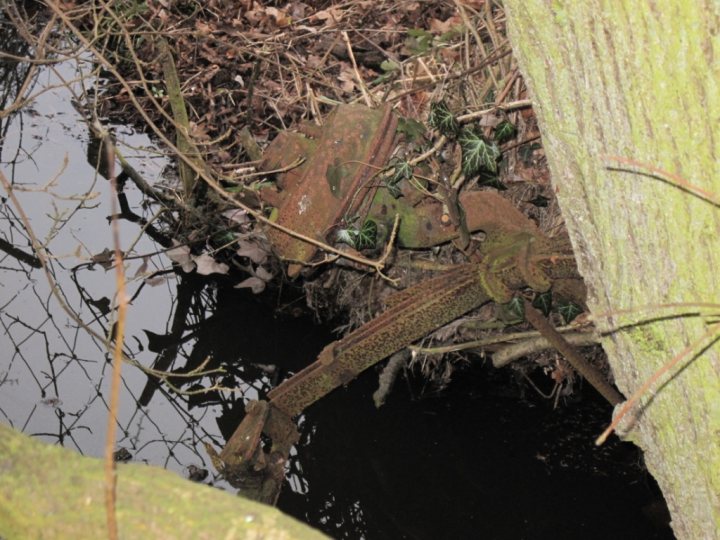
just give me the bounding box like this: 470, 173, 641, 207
0, 423, 327, 540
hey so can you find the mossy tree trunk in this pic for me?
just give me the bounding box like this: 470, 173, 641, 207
0, 424, 326, 540
503, 2, 720, 538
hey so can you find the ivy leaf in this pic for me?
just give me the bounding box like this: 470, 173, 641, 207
528, 194, 550, 207
428, 100, 459, 137
354, 219, 377, 250
386, 179, 403, 199
390, 159, 413, 184
519, 142, 542, 163
477, 171, 507, 190
532, 290, 553, 316
459, 128, 501, 176
501, 296, 525, 322
396, 117, 426, 142
338, 220, 378, 250
494, 120, 517, 143
380, 59, 400, 72
405, 28, 434, 55
556, 301, 583, 324
385, 160, 412, 199
335, 227, 356, 246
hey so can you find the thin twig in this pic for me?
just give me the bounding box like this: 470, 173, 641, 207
46, 2, 399, 279
523, 299, 623, 406
596, 322, 720, 445
342, 31, 374, 107
103, 130, 123, 540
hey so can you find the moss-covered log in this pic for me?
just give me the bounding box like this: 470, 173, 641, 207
503, 2, 720, 538
0, 423, 326, 540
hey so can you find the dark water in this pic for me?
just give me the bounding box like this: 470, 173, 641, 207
277, 358, 673, 540
0, 13, 673, 539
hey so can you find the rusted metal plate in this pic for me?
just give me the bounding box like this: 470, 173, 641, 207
368, 189, 543, 248
260, 104, 398, 277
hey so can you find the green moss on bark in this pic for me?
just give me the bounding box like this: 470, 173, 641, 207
0, 424, 327, 540
504, 1, 720, 538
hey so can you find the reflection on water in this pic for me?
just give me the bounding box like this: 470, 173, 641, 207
0, 11, 227, 474
0, 9, 673, 540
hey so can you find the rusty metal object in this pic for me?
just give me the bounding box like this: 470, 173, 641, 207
260, 104, 559, 266
260, 104, 398, 277
368, 188, 545, 248
207, 400, 298, 504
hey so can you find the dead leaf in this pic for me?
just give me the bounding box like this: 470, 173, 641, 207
223, 209, 250, 224
91, 248, 115, 270
236, 239, 268, 264
254, 265, 273, 281
144, 274, 168, 287
194, 253, 229, 275
195, 20, 213, 37
166, 243, 195, 273
312, 6, 343, 26
234, 276, 266, 294
429, 16, 461, 35
265, 6, 292, 28
134, 256, 149, 278
338, 67, 356, 93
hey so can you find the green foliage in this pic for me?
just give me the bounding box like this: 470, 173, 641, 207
373, 59, 400, 84
518, 142, 542, 162
396, 117, 426, 142
380, 59, 400, 72
405, 28, 434, 55
494, 120, 517, 143
337, 219, 378, 250
502, 296, 525, 322
556, 301, 582, 324
477, 170, 507, 190
459, 128, 501, 177
428, 100, 459, 137
528, 194, 550, 207
532, 290, 553, 316
386, 159, 413, 198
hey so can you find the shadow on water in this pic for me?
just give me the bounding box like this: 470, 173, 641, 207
277, 359, 673, 540
0, 7, 673, 539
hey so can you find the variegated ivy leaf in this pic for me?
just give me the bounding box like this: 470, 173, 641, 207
428, 100, 459, 137
532, 290, 553, 316
391, 159, 413, 184
354, 219, 377, 250
336, 228, 356, 246
459, 128, 501, 176
336, 219, 377, 250
396, 117, 426, 142
505, 296, 525, 321
494, 120, 517, 143
386, 160, 413, 198
556, 301, 583, 324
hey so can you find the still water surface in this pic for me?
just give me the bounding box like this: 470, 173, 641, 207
0, 44, 672, 540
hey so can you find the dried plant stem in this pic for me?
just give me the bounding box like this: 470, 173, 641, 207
595, 322, 720, 445
603, 154, 720, 207
408, 325, 586, 355
456, 99, 532, 123
103, 134, 123, 540
342, 31, 373, 107
47, 2, 397, 279
491, 331, 599, 368
523, 299, 623, 406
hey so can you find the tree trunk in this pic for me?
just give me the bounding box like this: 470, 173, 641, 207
503, 2, 720, 538
0, 424, 326, 540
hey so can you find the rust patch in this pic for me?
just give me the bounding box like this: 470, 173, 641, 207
260, 104, 398, 277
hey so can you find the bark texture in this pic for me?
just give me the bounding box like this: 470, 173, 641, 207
503, 2, 720, 538
0, 424, 327, 540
